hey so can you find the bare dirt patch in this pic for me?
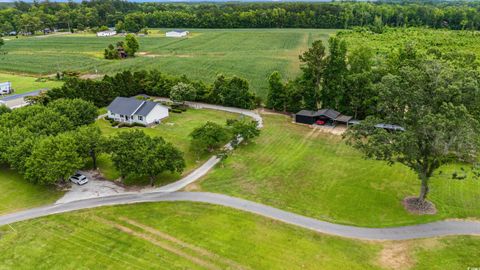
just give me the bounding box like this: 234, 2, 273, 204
79, 74, 103, 80
184, 182, 202, 192
95, 216, 222, 270
120, 217, 247, 270
402, 197, 437, 215
378, 242, 415, 270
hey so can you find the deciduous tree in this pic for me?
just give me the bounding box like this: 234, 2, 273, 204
25, 133, 84, 185
190, 121, 230, 154
346, 61, 480, 212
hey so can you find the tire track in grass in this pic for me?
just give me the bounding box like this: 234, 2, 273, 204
27, 220, 145, 269
94, 216, 221, 270
119, 217, 249, 270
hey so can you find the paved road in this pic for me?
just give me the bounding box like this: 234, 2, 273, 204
1, 192, 479, 240
0, 89, 47, 109
3, 99, 479, 240
155, 98, 263, 128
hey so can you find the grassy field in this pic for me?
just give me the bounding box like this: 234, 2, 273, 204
0, 168, 62, 215
0, 29, 337, 97
0, 73, 62, 94
0, 201, 478, 269
94, 108, 237, 185
198, 114, 480, 227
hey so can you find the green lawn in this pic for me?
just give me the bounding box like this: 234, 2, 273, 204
0, 201, 478, 269
0, 168, 63, 215
199, 114, 480, 227
0, 73, 62, 94
0, 29, 337, 97
94, 108, 237, 185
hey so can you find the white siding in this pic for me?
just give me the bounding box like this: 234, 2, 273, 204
0, 82, 11, 94
108, 104, 168, 125
165, 31, 188, 38
145, 104, 169, 124
97, 31, 117, 37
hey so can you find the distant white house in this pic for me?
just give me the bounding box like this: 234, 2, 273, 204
107, 97, 169, 125
97, 30, 117, 37
165, 30, 189, 38
0, 82, 12, 95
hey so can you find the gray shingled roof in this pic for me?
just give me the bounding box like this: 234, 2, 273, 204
296, 109, 342, 120
107, 97, 161, 116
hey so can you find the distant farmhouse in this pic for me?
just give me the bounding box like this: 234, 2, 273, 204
166, 30, 189, 38
97, 30, 117, 37
0, 82, 12, 95
107, 97, 169, 126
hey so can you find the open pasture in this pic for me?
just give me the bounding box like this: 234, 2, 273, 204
199, 114, 480, 227
0, 29, 337, 97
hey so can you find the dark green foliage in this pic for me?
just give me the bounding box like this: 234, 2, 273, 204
321, 36, 348, 110
346, 59, 480, 202
190, 121, 231, 154
3, 2, 480, 32
226, 118, 260, 146
0, 101, 105, 185
48, 98, 98, 127
104, 44, 119, 60
25, 133, 84, 185
0, 105, 73, 136
125, 34, 139, 57
0, 104, 11, 115
71, 126, 103, 170
105, 130, 185, 185
208, 75, 256, 109
47, 70, 257, 109
104, 34, 139, 59
266, 71, 287, 111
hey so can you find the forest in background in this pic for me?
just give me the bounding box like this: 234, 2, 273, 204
1, 1, 480, 33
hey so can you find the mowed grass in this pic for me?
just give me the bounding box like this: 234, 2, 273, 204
0, 201, 478, 269
94, 108, 237, 184
0, 168, 62, 215
0, 29, 337, 97
199, 114, 480, 227
0, 73, 62, 94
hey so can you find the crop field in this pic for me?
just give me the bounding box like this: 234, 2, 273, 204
0, 201, 478, 269
0, 73, 62, 94
199, 114, 480, 227
0, 29, 337, 98
0, 168, 62, 215
94, 108, 237, 184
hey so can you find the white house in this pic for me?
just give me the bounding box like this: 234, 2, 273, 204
97, 30, 117, 37
165, 30, 189, 38
107, 97, 169, 126
0, 82, 12, 95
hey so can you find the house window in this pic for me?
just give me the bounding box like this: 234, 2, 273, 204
138, 116, 143, 121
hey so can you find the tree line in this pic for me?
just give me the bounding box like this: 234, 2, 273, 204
2, 1, 480, 34
267, 36, 480, 120
42, 70, 257, 109
265, 34, 480, 211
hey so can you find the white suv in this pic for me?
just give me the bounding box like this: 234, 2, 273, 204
69, 173, 89, 185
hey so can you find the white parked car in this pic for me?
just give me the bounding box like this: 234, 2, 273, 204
69, 173, 89, 185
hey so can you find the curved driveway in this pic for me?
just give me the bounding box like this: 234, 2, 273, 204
1, 191, 479, 240
1, 101, 479, 241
